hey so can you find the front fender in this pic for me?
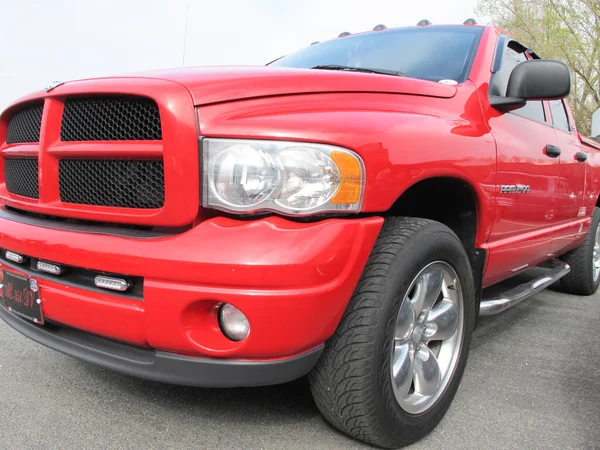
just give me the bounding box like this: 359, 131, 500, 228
197, 87, 496, 241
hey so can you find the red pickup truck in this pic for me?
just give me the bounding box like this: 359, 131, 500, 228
1, 23, 599, 448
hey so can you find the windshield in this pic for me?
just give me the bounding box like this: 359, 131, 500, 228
270, 26, 484, 83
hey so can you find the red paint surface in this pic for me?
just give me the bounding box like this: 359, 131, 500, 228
0, 216, 382, 357
0, 24, 598, 358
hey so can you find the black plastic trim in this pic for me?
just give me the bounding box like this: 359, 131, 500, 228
0, 207, 182, 239
0, 306, 323, 387
526, 48, 541, 59
489, 95, 527, 112
0, 252, 143, 301
545, 145, 561, 158
471, 247, 487, 325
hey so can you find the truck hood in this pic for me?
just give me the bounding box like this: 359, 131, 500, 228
4, 66, 457, 114
143, 66, 457, 105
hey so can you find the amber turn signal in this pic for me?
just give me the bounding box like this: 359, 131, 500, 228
331, 151, 363, 204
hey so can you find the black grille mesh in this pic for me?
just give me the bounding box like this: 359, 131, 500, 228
6, 104, 43, 144
59, 159, 164, 208
61, 96, 162, 141
4, 158, 39, 199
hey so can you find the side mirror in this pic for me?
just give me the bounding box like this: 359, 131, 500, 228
490, 60, 571, 112
507, 60, 571, 100
592, 108, 600, 138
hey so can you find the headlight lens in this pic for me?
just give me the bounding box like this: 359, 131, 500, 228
276, 148, 340, 210
203, 139, 364, 215
211, 144, 279, 206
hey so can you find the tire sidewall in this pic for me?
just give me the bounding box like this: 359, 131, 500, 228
373, 225, 475, 440
587, 209, 600, 292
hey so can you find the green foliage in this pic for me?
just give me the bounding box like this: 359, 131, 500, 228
476, 0, 600, 135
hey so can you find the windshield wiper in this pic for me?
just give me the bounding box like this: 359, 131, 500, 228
311, 65, 406, 77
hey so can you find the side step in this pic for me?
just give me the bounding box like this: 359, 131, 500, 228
479, 260, 571, 316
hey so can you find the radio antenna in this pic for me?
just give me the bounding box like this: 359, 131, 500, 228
181, 4, 190, 67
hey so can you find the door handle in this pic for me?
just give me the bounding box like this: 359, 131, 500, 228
545, 145, 561, 158
576, 152, 588, 163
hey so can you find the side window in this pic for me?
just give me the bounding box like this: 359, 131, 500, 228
490, 46, 524, 97
490, 42, 546, 124
549, 100, 571, 133
512, 99, 546, 123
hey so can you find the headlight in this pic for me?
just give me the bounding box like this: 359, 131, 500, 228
202, 138, 364, 215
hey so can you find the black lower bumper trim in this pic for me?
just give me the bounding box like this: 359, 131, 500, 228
0, 306, 323, 387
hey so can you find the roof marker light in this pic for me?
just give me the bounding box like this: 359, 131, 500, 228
5, 251, 24, 264
36, 261, 62, 275
417, 19, 432, 26
94, 275, 130, 292
464, 18, 477, 25
338, 31, 351, 38
373, 24, 387, 31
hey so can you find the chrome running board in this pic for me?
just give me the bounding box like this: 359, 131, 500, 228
479, 261, 571, 316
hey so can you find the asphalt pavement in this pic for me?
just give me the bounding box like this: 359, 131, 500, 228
1, 285, 599, 449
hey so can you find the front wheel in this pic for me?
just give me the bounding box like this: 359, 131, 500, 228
309, 217, 475, 448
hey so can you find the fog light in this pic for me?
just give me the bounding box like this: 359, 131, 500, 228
5, 251, 23, 264
37, 261, 62, 275
94, 275, 130, 292
218, 303, 250, 341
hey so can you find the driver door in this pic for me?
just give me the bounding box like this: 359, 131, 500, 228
485, 40, 560, 285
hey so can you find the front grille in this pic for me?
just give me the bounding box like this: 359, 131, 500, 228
61, 96, 162, 141
4, 158, 39, 199
59, 159, 164, 208
6, 104, 43, 144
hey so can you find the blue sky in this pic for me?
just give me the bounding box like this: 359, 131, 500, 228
0, 0, 479, 111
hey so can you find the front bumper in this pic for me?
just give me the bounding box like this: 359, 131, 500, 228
0, 211, 382, 384
0, 306, 323, 387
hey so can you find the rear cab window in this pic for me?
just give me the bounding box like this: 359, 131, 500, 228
549, 100, 571, 133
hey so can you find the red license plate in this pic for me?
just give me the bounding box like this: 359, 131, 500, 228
2, 270, 43, 325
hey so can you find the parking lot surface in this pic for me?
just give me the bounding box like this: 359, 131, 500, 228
1, 285, 599, 449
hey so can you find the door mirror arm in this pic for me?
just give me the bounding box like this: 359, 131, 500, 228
490, 96, 527, 112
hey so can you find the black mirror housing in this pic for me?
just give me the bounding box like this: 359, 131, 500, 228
506, 60, 571, 100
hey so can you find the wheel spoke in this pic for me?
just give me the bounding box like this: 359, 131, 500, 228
411, 266, 444, 314
389, 260, 464, 414
413, 345, 442, 396
392, 342, 414, 397
424, 299, 459, 341
394, 298, 416, 341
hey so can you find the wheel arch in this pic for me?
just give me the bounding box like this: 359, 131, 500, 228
382, 175, 488, 309
383, 175, 482, 250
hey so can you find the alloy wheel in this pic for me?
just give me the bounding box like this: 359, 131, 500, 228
390, 261, 464, 414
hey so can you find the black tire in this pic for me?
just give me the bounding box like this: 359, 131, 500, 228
309, 217, 475, 448
560, 207, 600, 296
